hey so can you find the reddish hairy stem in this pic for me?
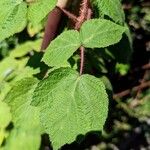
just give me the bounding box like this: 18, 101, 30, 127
75, 0, 89, 30
41, 7, 62, 51
86, 8, 92, 20
79, 0, 92, 75
58, 7, 78, 23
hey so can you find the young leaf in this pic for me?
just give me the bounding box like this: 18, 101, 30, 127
31, 68, 108, 149
42, 30, 81, 67
93, 0, 125, 25
80, 19, 126, 48
0, 1, 27, 41
28, 0, 57, 25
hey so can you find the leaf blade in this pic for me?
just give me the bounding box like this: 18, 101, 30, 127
32, 68, 108, 149
42, 30, 81, 67
93, 0, 125, 24
0, 1, 27, 41
28, 0, 57, 25
80, 19, 126, 48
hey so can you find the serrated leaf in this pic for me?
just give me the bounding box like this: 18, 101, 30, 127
108, 24, 133, 63
80, 19, 126, 48
42, 30, 81, 67
0, 1, 27, 41
0, 101, 12, 129
31, 68, 108, 149
28, 0, 57, 25
3, 78, 41, 150
93, 0, 125, 25
4, 78, 40, 131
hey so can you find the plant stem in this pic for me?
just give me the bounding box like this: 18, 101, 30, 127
113, 81, 150, 99
80, 46, 85, 75
58, 7, 78, 22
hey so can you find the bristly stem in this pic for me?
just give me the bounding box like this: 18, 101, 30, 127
80, 46, 85, 75
58, 7, 78, 22
79, 0, 92, 75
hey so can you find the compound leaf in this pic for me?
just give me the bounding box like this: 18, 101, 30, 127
80, 19, 126, 48
32, 68, 108, 149
42, 30, 81, 67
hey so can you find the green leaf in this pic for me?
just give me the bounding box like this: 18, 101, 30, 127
0, 101, 11, 146
100, 76, 113, 92
11, 67, 40, 83
80, 19, 126, 48
0, 101, 12, 129
3, 78, 41, 150
42, 30, 81, 67
93, 0, 125, 25
0, 82, 11, 101
3, 128, 40, 150
4, 78, 40, 131
0, 1, 27, 41
0, 57, 18, 82
0, 128, 9, 146
31, 68, 108, 149
108, 24, 133, 63
9, 39, 42, 58
28, 0, 57, 25
116, 63, 130, 76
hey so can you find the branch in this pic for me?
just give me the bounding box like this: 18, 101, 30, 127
58, 7, 78, 22
113, 81, 150, 99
